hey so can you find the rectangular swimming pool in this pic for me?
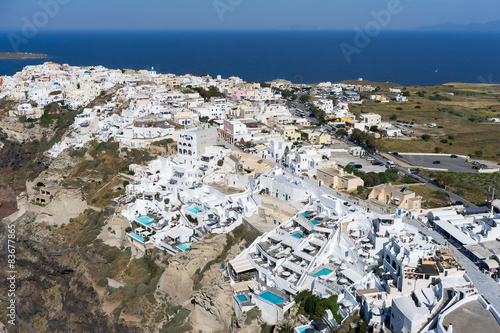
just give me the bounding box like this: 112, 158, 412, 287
258, 291, 285, 304
129, 232, 145, 242
292, 232, 303, 239
301, 213, 310, 218
176, 243, 192, 251
310, 220, 319, 225
296, 325, 313, 333
236, 294, 248, 302
186, 206, 200, 214
136, 216, 154, 226
314, 268, 333, 277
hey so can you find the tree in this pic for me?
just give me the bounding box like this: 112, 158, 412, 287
365, 136, 381, 151
284, 145, 290, 157
217, 159, 224, 167
369, 125, 379, 132
475, 150, 483, 157
421, 134, 431, 142
364, 172, 381, 187
245, 141, 255, 148
299, 94, 311, 104
389, 114, 398, 121
351, 129, 367, 144
434, 147, 443, 153
336, 129, 348, 138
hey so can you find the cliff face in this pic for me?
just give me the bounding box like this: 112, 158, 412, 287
0, 215, 138, 332
0, 182, 21, 220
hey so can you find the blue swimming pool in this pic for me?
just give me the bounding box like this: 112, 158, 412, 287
136, 216, 154, 226
296, 325, 313, 333
176, 243, 192, 251
310, 220, 319, 225
236, 294, 248, 302
129, 232, 145, 242
301, 213, 310, 218
186, 206, 200, 214
314, 268, 333, 277
292, 233, 303, 239
258, 291, 285, 304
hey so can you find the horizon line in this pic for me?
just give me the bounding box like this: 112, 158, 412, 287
1, 28, 499, 34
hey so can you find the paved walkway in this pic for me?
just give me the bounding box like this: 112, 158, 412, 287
404, 218, 500, 311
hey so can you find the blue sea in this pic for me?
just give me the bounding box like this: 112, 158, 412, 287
1, 30, 499, 86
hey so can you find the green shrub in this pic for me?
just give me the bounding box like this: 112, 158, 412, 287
421, 134, 431, 142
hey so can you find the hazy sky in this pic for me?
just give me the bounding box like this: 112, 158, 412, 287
0, 0, 499, 31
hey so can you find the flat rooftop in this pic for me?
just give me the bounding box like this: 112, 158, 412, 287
443, 299, 499, 333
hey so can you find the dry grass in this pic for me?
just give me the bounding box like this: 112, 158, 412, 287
353, 82, 500, 160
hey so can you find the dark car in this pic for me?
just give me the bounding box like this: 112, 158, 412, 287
338, 164, 345, 169
438, 126, 444, 128
454, 201, 465, 206
391, 152, 399, 157
450, 154, 458, 158
372, 161, 383, 166
433, 161, 441, 164
354, 164, 363, 169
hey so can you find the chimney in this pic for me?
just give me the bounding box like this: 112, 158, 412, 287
447, 324, 453, 333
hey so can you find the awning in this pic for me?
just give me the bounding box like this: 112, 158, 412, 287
483, 259, 499, 269
229, 256, 256, 274
282, 261, 304, 275
434, 220, 476, 246
283, 284, 298, 295
309, 237, 324, 247
295, 219, 313, 232
281, 238, 299, 248
340, 268, 364, 284
268, 233, 284, 243
293, 250, 314, 262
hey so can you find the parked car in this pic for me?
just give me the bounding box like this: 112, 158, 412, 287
433, 160, 441, 164
354, 164, 363, 169
347, 162, 356, 166
454, 201, 465, 206
372, 161, 383, 166
450, 154, 458, 158
472, 165, 481, 170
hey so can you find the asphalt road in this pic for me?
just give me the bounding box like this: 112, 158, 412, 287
397, 154, 480, 173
